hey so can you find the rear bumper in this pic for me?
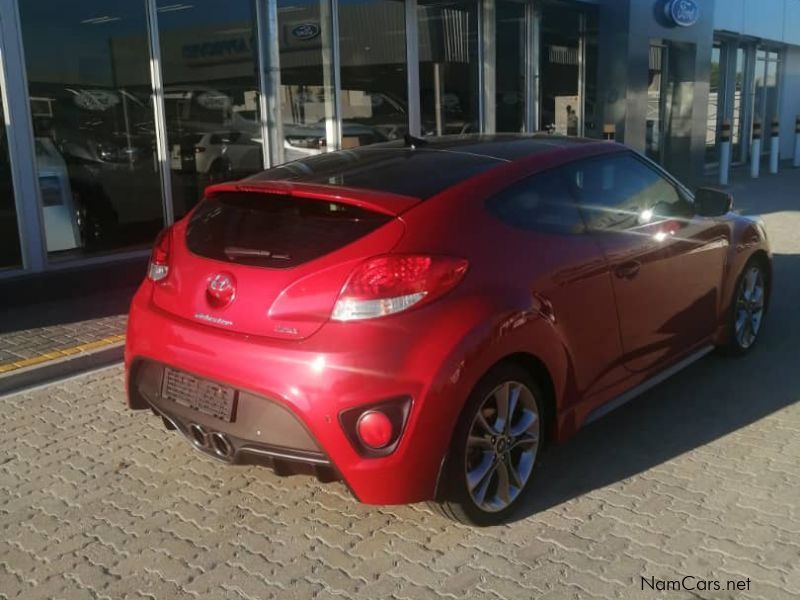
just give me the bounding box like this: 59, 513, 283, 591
125, 282, 470, 505
130, 359, 337, 480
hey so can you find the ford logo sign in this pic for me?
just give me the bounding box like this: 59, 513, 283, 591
665, 0, 700, 27
291, 23, 321, 40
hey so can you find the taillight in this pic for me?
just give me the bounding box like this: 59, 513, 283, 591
147, 226, 173, 282
331, 254, 468, 321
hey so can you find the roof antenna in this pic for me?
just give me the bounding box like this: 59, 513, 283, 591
403, 133, 428, 149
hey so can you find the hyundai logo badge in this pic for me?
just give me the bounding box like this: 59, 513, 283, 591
206, 273, 236, 308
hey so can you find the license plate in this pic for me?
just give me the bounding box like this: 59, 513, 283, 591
161, 368, 237, 422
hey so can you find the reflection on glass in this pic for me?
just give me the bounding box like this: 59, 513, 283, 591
540, 6, 580, 135
20, 1, 163, 257
340, 0, 408, 145
732, 47, 745, 158
753, 49, 766, 134
418, 0, 479, 136
278, 0, 335, 164
646, 45, 666, 162
495, 0, 525, 132
705, 44, 721, 163
583, 12, 600, 138
753, 49, 780, 156
0, 81, 22, 269
157, 0, 264, 218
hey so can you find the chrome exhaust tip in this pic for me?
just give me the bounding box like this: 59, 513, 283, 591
189, 423, 209, 448
210, 432, 234, 459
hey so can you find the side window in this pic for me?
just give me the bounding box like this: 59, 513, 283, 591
567, 153, 692, 231
486, 168, 585, 234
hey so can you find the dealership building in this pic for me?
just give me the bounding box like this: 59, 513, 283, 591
0, 0, 798, 277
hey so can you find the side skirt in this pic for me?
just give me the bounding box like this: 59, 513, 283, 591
583, 345, 715, 426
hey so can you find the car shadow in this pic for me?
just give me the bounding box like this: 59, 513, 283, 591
0, 287, 135, 334
511, 252, 799, 522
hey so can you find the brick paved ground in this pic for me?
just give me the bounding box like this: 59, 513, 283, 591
1, 168, 800, 599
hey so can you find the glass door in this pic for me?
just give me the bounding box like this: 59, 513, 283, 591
753, 49, 780, 155
18, 1, 164, 258
418, 0, 480, 136
156, 0, 265, 218
539, 5, 581, 136
495, 0, 525, 132
646, 44, 668, 163
731, 46, 746, 162
705, 42, 721, 164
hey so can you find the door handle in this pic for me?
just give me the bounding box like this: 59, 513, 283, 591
615, 260, 641, 280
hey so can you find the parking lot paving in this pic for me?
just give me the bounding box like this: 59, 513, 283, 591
2, 169, 800, 599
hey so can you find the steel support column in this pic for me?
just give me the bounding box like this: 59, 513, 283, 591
0, 0, 45, 271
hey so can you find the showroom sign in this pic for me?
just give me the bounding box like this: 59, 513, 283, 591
291, 23, 320, 41
182, 37, 254, 65
664, 0, 700, 27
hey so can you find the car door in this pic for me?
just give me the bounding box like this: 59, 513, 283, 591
486, 165, 627, 400
567, 152, 729, 373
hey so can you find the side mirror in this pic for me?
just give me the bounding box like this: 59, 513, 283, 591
694, 187, 733, 217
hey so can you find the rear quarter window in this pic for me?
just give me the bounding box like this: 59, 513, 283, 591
486, 167, 585, 235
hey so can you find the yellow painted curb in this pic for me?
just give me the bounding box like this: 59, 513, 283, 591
0, 334, 126, 375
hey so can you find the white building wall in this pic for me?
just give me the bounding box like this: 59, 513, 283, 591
714, 0, 800, 44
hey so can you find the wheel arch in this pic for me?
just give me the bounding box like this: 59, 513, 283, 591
749, 249, 772, 309
432, 348, 560, 502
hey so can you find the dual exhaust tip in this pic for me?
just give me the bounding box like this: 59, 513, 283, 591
188, 423, 234, 459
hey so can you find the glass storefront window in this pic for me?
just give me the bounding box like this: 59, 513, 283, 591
278, 0, 336, 164
540, 6, 581, 136
753, 49, 781, 155
732, 46, 745, 159
339, 0, 408, 146
706, 43, 721, 163
19, 1, 164, 257
583, 12, 600, 138
0, 80, 22, 269
495, 0, 525, 132
646, 44, 666, 162
418, 0, 479, 136
157, 0, 265, 218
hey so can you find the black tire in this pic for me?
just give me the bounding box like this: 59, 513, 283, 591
431, 363, 546, 526
720, 255, 768, 356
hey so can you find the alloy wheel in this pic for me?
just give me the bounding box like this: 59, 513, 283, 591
735, 265, 765, 350
464, 381, 540, 513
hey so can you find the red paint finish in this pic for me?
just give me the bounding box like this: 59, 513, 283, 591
125, 136, 772, 505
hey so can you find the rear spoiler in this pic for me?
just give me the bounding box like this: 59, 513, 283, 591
204, 180, 422, 217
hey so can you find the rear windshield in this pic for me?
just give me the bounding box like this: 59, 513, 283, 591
186, 192, 391, 269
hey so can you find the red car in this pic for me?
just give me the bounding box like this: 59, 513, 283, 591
126, 135, 771, 525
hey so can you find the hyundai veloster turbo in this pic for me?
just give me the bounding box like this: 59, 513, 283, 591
126, 135, 771, 525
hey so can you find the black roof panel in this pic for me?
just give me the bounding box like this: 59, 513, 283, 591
251, 134, 596, 199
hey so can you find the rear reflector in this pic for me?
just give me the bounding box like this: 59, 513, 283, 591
331, 254, 468, 321
356, 411, 394, 449
147, 226, 173, 282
